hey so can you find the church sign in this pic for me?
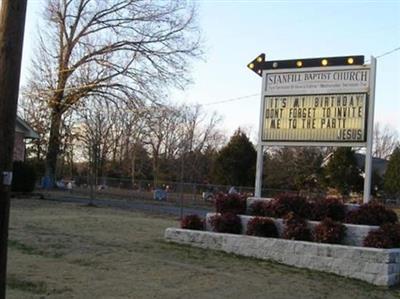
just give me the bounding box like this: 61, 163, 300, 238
248, 54, 377, 202
257, 63, 371, 145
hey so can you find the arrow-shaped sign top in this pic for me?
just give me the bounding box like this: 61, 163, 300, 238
247, 54, 364, 77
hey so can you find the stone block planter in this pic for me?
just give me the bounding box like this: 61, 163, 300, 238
165, 228, 400, 286
246, 197, 274, 208
205, 213, 378, 247
246, 197, 360, 213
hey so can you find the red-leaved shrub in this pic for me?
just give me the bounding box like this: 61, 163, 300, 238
181, 214, 204, 230
246, 217, 279, 238
261, 200, 277, 218
273, 194, 311, 218
215, 192, 246, 215
364, 223, 400, 248
311, 197, 346, 221
282, 212, 312, 241
363, 230, 393, 248
248, 200, 267, 216
313, 218, 346, 244
247, 200, 276, 217
210, 213, 242, 234
380, 223, 400, 246
345, 203, 398, 226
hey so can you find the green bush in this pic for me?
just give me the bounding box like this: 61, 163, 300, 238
384, 147, 400, 198
11, 161, 37, 192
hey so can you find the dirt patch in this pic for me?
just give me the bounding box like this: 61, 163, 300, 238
6, 198, 400, 298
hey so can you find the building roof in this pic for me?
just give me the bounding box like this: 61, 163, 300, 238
354, 153, 388, 177
322, 151, 388, 177
15, 116, 39, 139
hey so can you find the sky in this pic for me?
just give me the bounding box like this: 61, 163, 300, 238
21, 0, 400, 141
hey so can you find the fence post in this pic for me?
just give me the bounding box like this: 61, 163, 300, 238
192, 183, 196, 201
179, 182, 184, 220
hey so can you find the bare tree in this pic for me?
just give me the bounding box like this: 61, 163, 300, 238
25, 0, 201, 186
78, 99, 118, 181
373, 122, 399, 159
120, 106, 148, 184
143, 103, 182, 185
178, 104, 224, 182
19, 89, 78, 179
19, 92, 50, 161
180, 104, 224, 152
142, 102, 224, 185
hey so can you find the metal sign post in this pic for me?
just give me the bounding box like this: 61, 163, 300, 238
363, 56, 377, 203
255, 70, 267, 197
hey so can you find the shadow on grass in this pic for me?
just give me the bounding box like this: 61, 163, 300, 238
7, 274, 72, 295
83, 202, 98, 208
7, 275, 47, 294
8, 239, 64, 259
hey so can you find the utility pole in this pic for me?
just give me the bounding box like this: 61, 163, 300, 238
0, 1, 28, 298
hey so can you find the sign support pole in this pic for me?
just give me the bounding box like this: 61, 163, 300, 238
363, 56, 377, 204
255, 71, 267, 198
255, 144, 263, 197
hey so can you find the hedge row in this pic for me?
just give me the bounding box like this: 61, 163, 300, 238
180, 192, 400, 249
181, 213, 400, 248
181, 213, 347, 245
247, 194, 398, 226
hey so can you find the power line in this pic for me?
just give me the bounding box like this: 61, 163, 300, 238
202, 46, 400, 107
365, 45, 400, 63
24, 46, 400, 109
375, 46, 400, 59
202, 93, 259, 106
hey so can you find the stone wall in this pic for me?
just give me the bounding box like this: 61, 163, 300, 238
165, 228, 400, 286
205, 213, 378, 247
246, 197, 360, 213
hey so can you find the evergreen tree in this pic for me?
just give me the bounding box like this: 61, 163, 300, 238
263, 147, 323, 192
384, 147, 400, 198
371, 170, 384, 196
324, 147, 363, 196
212, 129, 256, 186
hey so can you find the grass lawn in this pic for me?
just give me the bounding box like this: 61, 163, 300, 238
6, 198, 400, 299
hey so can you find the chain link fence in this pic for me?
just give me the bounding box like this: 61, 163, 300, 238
54, 176, 296, 205
40, 176, 398, 210
35, 176, 399, 218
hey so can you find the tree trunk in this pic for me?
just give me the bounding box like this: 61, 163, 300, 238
36, 143, 41, 161
45, 108, 62, 188
153, 155, 159, 188
131, 147, 136, 186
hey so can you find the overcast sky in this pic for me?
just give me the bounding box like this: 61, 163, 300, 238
21, 0, 400, 140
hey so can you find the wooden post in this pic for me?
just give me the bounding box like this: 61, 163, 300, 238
0, 1, 27, 297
